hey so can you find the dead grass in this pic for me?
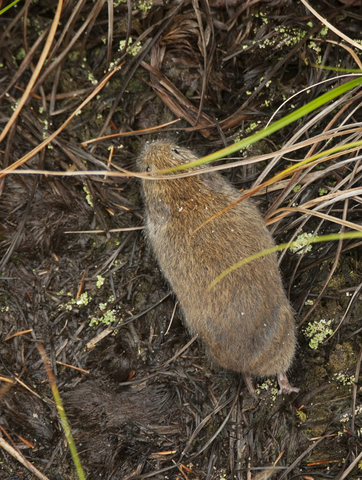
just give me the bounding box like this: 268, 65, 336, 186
0, 0, 362, 479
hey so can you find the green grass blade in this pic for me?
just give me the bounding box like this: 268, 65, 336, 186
0, 0, 22, 15
208, 231, 362, 290
38, 344, 86, 480
164, 75, 362, 172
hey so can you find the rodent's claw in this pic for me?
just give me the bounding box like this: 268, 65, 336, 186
244, 374, 256, 396
277, 372, 299, 395
278, 385, 300, 395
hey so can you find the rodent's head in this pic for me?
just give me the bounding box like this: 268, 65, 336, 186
137, 140, 211, 203
137, 141, 198, 174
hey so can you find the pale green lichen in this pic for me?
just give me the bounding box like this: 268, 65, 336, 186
258, 26, 308, 50
96, 275, 105, 289
76, 292, 90, 306
88, 72, 98, 85
58, 292, 91, 312
304, 319, 333, 349
296, 410, 307, 422
289, 232, 314, 254
138, 0, 152, 12
215, 470, 227, 480
334, 372, 355, 386
339, 404, 362, 426
89, 309, 117, 326
119, 37, 142, 56
292, 184, 302, 193
16, 47, 26, 60
308, 40, 322, 64
255, 379, 278, 401
83, 183, 93, 207
11, 100, 20, 111
245, 121, 261, 134
68, 51, 80, 62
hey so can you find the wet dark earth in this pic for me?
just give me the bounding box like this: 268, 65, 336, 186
1, 0, 362, 479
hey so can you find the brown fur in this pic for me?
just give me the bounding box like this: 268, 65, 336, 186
138, 141, 298, 391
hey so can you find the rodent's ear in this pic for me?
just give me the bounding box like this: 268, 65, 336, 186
169, 146, 196, 163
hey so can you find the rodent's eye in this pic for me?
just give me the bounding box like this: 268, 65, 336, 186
171, 148, 180, 155
146, 166, 151, 172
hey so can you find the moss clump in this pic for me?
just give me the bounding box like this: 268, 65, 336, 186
328, 343, 356, 373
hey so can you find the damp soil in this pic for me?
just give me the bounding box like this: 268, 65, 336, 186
1, 1, 362, 479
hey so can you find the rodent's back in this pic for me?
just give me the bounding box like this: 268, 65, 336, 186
138, 141, 296, 378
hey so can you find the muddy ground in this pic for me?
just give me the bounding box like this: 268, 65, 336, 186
0, 0, 362, 479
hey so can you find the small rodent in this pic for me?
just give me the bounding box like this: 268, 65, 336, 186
138, 141, 299, 395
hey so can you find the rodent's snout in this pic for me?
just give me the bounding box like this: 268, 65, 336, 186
136, 141, 176, 172
137, 140, 199, 173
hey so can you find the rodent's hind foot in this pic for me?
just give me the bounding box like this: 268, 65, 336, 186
244, 374, 257, 398
277, 372, 300, 395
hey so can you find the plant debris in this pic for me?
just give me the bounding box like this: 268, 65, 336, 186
1, 0, 362, 478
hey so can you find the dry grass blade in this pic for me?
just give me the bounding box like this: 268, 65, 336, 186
0, 63, 123, 178
268, 206, 362, 232
95, 0, 186, 141
253, 87, 362, 188
106, 0, 114, 71
81, 118, 181, 146
32, 0, 107, 93
0, 437, 50, 480
301, 0, 362, 52
1, 0, 362, 477
0, 0, 32, 45
326, 39, 362, 70
0, 0, 63, 142
188, 384, 241, 460
142, 60, 214, 137
47, 0, 88, 61
0, 28, 49, 102
5, 329, 33, 341
222, 21, 324, 125
351, 343, 362, 437
181, 390, 236, 458
327, 282, 362, 340
277, 436, 328, 480
338, 450, 362, 480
